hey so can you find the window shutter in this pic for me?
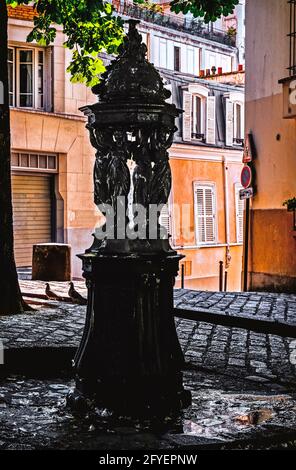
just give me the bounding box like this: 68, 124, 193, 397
196, 188, 206, 243
159, 203, 171, 239
225, 98, 234, 146
206, 96, 216, 144
182, 91, 192, 142
195, 185, 216, 244
159, 39, 167, 68
235, 184, 245, 243
164, 83, 173, 104
44, 47, 52, 112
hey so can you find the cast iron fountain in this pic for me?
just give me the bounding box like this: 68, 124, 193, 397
68, 20, 191, 417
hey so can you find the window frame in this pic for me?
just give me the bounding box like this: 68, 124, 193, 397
233, 101, 244, 143
9, 45, 45, 110
193, 181, 218, 246
174, 45, 181, 72
8, 47, 15, 107
224, 91, 245, 147
182, 84, 209, 143
191, 94, 206, 141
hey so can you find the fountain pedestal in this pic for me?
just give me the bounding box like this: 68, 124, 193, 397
69, 251, 191, 415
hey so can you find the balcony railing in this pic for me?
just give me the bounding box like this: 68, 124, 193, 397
118, 4, 236, 47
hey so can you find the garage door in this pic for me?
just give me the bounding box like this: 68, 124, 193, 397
12, 174, 52, 267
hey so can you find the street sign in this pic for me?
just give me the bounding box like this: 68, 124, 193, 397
243, 133, 255, 163
240, 187, 253, 200
241, 165, 252, 189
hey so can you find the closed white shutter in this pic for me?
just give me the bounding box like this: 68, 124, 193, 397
159, 203, 171, 239
164, 83, 173, 104
187, 46, 194, 74
195, 184, 216, 244
225, 98, 234, 146
206, 96, 216, 144
235, 183, 245, 243
159, 39, 167, 68
182, 91, 192, 142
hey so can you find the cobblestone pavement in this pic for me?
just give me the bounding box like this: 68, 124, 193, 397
1, 371, 296, 450
0, 281, 295, 388
175, 289, 296, 324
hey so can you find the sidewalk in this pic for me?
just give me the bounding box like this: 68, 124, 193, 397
0, 281, 295, 387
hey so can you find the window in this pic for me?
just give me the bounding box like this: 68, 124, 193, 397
182, 85, 215, 144
194, 183, 217, 245
174, 46, 180, 72
205, 50, 232, 73
224, 93, 244, 147
235, 183, 245, 244
234, 102, 244, 144
191, 95, 204, 140
11, 152, 57, 172
8, 46, 46, 109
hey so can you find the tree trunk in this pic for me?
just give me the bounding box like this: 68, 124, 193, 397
0, 1, 25, 315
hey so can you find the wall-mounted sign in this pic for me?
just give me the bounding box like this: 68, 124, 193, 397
241, 165, 252, 189
243, 133, 255, 163
239, 187, 253, 200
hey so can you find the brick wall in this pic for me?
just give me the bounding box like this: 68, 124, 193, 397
7, 5, 35, 21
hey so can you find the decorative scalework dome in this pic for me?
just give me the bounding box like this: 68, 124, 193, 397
92, 20, 170, 105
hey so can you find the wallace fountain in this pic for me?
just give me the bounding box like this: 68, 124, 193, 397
67, 19, 191, 417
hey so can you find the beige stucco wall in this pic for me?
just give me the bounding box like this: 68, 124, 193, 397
8, 18, 101, 278
246, 0, 296, 291
10, 109, 102, 278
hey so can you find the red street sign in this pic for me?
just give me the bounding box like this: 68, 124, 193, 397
241, 165, 252, 189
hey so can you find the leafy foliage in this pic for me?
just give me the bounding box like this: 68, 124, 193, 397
6, 0, 238, 85
6, 0, 124, 86
167, 0, 239, 23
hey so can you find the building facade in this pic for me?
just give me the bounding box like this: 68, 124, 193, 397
8, 4, 245, 289
245, 0, 296, 293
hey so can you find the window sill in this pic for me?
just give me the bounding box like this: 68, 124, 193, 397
174, 243, 243, 250
10, 106, 87, 122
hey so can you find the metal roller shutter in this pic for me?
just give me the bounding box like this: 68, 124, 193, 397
12, 174, 52, 267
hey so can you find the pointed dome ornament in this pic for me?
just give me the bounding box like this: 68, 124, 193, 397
68, 20, 191, 418
93, 19, 171, 104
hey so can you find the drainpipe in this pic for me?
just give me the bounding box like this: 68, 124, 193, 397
222, 156, 231, 283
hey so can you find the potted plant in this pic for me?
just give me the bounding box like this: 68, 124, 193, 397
283, 197, 296, 231
283, 197, 296, 212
